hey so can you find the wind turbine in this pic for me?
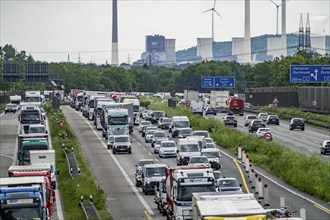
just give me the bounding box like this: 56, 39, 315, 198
203, 0, 222, 42
269, 0, 281, 35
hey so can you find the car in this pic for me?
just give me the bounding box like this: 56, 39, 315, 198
320, 140, 330, 155
110, 135, 132, 154
266, 115, 280, 125
142, 125, 157, 137
159, 140, 177, 158
188, 156, 211, 168
142, 110, 151, 119
205, 137, 214, 144
151, 131, 168, 148
139, 120, 152, 133
192, 130, 210, 138
204, 106, 217, 115
257, 112, 269, 122
145, 129, 157, 143
135, 159, 156, 172
204, 142, 217, 149
213, 170, 223, 184
248, 119, 266, 133
154, 138, 169, 154
256, 128, 273, 140
223, 115, 237, 127
4, 103, 19, 113
244, 103, 253, 109
135, 167, 143, 187
244, 115, 257, 126
200, 148, 221, 169
289, 118, 305, 131
28, 124, 47, 134
217, 178, 242, 192
39, 107, 46, 120
158, 117, 173, 129
178, 128, 193, 138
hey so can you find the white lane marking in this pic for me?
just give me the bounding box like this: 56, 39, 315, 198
137, 142, 141, 146
0, 153, 14, 159
294, 144, 300, 147
219, 149, 330, 213
148, 152, 152, 156
314, 140, 320, 144
301, 136, 306, 139
0, 112, 4, 117
71, 107, 154, 215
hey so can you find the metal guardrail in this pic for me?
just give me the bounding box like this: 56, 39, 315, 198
59, 133, 80, 179
80, 195, 101, 220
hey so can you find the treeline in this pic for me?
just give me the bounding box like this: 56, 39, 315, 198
1, 44, 329, 94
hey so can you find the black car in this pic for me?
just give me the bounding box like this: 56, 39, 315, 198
248, 119, 265, 133
266, 115, 280, 125
205, 106, 217, 115
223, 116, 237, 127
320, 140, 330, 155
289, 118, 304, 131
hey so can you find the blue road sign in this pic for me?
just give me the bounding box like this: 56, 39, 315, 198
290, 65, 330, 83
214, 76, 235, 88
201, 77, 214, 88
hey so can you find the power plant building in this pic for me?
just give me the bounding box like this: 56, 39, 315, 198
311, 36, 326, 55
197, 38, 213, 61
267, 36, 285, 59
232, 37, 245, 62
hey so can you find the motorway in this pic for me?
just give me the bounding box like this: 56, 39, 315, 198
0, 111, 64, 220
211, 112, 330, 159
61, 106, 329, 220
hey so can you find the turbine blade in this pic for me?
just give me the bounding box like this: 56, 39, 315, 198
214, 9, 222, 19
203, 8, 212, 13
269, 0, 278, 6
213, 0, 217, 9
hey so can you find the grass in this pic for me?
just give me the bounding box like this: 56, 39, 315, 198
149, 101, 330, 202
46, 105, 112, 220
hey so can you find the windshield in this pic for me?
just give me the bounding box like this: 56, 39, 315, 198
0, 205, 42, 220
174, 121, 189, 128
163, 119, 172, 123
247, 116, 257, 119
190, 157, 208, 163
6, 104, 17, 108
141, 121, 151, 126
26, 97, 41, 102
201, 152, 218, 158
21, 112, 40, 124
29, 127, 45, 133
133, 105, 139, 112
145, 167, 165, 177
193, 132, 208, 137
253, 121, 264, 125
180, 129, 192, 135
219, 179, 239, 188
108, 116, 128, 125
179, 144, 199, 152
154, 132, 166, 138
146, 130, 156, 134
89, 100, 95, 108
114, 136, 129, 142
138, 160, 155, 166
161, 142, 176, 148
205, 143, 216, 148
205, 138, 213, 143
154, 112, 165, 118
177, 184, 215, 201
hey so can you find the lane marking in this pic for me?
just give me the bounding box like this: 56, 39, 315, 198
0, 153, 14, 159
314, 204, 330, 214
69, 107, 154, 215
233, 159, 250, 193
144, 210, 153, 220
0, 112, 4, 117
219, 149, 330, 214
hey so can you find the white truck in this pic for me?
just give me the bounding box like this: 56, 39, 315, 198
166, 166, 216, 220
184, 90, 200, 102
43, 90, 53, 101
190, 100, 204, 115
210, 90, 230, 113
94, 100, 115, 130
30, 150, 59, 189
117, 96, 141, 125
192, 192, 267, 220
25, 91, 42, 103
86, 94, 106, 120
142, 164, 167, 195
10, 95, 22, 105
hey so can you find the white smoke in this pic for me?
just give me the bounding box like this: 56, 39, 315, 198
310, 15, 329, 36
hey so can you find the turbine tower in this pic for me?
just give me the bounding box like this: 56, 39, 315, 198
281, 0, 287, 56
111, 0, 119, 66
269, 0, 282, 35
203, 0, 221, 42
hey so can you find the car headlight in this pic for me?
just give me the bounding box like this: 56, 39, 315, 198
181, 156, 184, 158
147, 181, 150, 184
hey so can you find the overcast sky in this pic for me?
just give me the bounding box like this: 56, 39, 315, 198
0, 0, 329, 64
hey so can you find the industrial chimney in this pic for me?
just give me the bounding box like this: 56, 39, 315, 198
111, 0, 119, 66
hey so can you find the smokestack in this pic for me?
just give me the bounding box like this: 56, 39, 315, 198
281, 0, 287, 56
244, 0, 251, 63
111, 0, 119, 66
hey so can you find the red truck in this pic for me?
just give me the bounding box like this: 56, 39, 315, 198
227, 97, 244, 116
8, 165, 56, 218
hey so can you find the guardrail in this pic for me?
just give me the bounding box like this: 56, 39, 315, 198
80, 195, 101, 220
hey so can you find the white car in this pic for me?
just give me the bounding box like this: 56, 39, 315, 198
257, 112, 269, 122
188, 156, 211, 168
154, 138, 169, 154
139, 120, 152, 133
159, 140, 177, 158
256, 128, 272, 140
244, 115, 258, 126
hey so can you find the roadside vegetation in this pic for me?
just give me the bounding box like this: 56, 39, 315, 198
45, 104, 111, 220
148, 100, 330, 202
260, 106, 330, 128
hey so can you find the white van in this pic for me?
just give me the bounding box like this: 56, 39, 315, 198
170, 116, 190, 138
176, 138, 200, 165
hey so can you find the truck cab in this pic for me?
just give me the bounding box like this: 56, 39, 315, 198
170, 116, 190, 138
17, 134, 49, 165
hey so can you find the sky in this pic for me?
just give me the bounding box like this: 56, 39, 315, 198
0, 0, 329, 64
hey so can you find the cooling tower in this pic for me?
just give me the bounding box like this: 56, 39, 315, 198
267, 36, 284, 59
232, 37, 245, 63
165, 39, 176, 64
197, 38, 213, 61
311, 36, 326, 55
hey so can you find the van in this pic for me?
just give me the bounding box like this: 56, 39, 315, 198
186, 136, 206, 149
170, 116, 190, 138
176, 138, 200, 165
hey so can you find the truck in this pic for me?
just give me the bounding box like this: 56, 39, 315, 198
190, 100, 204, 115
17, 133, 49, 165
7, 166, 56, 218
184, 90, 200, 102
25, 91, 42, 103
227, 97, 245, 116
116, 95, 140, 124
165, 166, 216, 220
86, 94, 106, 120
94, 100, 115, 130
10, 95, 22, 105
0, 176, 50, 220
30, 150, 58, 189
154, 178, 167, 216
19, 104, 42, 134
93, 97, 113, 125
44, 91, 53, 101
210, 91, 230, 113
192, 192, 267, 220
142, 164, 167, 195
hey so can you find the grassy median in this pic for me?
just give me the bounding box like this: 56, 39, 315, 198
46, 105, 112, 220
149, 101, 330, 202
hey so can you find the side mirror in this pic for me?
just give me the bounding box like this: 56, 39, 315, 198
45, 131, 48, 134
135, 164, 138, 167
176, 150, 179, 153
135, 173, 137, 176
56, 170, 60, 175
